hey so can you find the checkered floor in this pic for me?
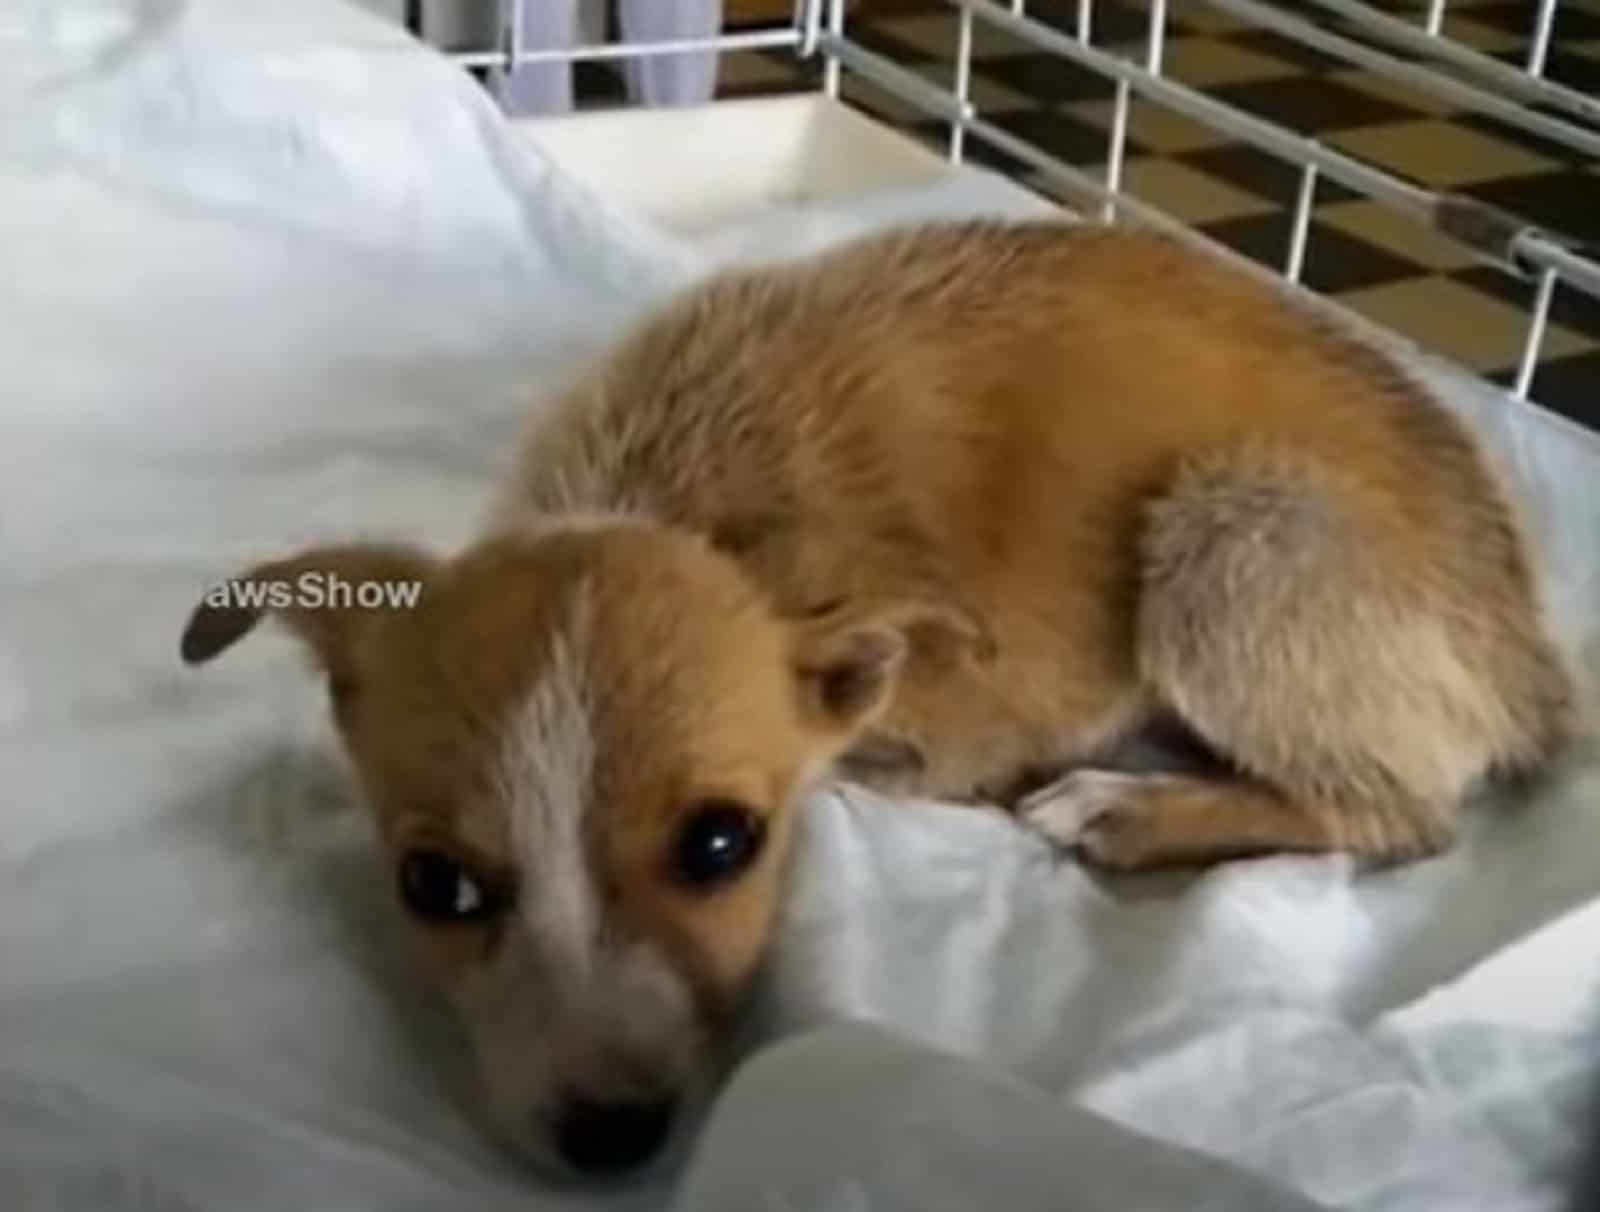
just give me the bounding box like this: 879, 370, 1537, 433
705, 0, 1600, 429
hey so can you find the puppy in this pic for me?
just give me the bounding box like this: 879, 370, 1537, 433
181, 220, 1576, 1177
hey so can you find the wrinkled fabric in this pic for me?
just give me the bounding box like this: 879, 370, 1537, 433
3, 3, 1599, 1211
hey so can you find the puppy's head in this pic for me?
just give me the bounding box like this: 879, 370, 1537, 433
181, 519, 980, 1179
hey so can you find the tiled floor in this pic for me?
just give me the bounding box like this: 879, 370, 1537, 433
581, 0, 1600, 429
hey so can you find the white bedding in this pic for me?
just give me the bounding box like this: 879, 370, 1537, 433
4, 3, 1600, 1210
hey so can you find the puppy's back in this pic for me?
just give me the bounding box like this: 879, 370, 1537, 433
504, 221, 1535, 611
493, 218, 1571, 800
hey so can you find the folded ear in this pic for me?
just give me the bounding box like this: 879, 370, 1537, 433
789, 595, 995, 733
180, 543, 436, 682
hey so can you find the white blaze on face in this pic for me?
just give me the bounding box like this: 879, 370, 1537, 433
458, 584, 705, 1165
500, 587, 601, 991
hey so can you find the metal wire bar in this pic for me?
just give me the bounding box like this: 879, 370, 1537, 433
1521, 238, 1600, 309
826, 38, 973, 127
828, 34, 1332, 278
824, 0, 845, 98
950, 3, 1432, 217
1104, 79, 1130, 222
441, 2, 1600, 308
825, 32, 1600, 420
1145, 0, 1168, 75
1529, 0, 1560, 79
1295, 0, 1600, 126
1514, 269, 1559, 401
451, 27, 802, 69
949, 5, 974, 163
1198, 0, 1600, 160
833, 40, 1434, 337
945, 0, 1600, 303
428, 0, 1600, 411
801, 0, 822, 57
1285, 164, 1318, 284
1102, 0, 1168, 221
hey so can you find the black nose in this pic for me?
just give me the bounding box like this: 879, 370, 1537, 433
552, 1096, 676, 1176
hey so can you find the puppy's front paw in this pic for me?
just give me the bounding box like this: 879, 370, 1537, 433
1017, 770, 1165, 871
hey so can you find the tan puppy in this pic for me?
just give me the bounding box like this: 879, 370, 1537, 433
181, 220, 1575, 1178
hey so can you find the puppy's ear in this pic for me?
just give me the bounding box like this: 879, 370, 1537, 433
788, 596, 993, 732
180, 543, 436, 683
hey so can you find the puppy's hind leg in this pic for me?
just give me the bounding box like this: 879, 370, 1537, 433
1023, 440, 1571, 873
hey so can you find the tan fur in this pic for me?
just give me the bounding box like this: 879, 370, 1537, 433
181, 219, 1577, 1169
491, 220, 1574, 819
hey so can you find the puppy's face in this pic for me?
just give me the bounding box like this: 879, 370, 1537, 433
181, 521, 970, 1179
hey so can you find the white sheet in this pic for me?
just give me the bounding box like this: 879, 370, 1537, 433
4, 3, 1600, 1211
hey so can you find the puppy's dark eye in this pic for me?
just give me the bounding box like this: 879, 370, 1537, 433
397, 849, 505, 924
672, 801, 766, 891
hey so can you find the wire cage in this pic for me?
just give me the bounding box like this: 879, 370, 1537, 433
422, 0, 1600, 420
